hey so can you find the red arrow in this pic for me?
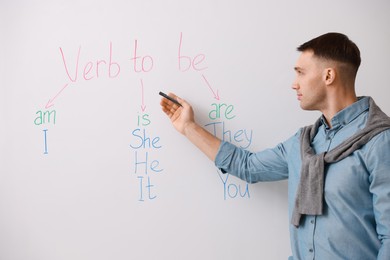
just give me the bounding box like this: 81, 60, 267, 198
201, 74, 220, 100
45, 83, 69, 109
140, 79, 146, 112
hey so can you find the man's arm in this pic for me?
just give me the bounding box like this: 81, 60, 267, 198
160, 93, 221, 161
367, 131, 390, 259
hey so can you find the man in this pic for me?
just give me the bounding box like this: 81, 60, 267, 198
160, 33, 390, 259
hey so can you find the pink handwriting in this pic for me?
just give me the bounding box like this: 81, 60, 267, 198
178, 32, 208, 72
130, 40, 154, 73
59, 42, 121, 83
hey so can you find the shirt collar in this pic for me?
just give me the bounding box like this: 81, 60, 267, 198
320, 96, 370, 129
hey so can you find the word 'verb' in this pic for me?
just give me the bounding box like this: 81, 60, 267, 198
59, 42, 121, 83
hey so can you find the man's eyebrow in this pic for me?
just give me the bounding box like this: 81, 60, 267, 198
294, 66, 304, 71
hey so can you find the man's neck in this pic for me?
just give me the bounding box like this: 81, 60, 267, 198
322, 92, 357, 128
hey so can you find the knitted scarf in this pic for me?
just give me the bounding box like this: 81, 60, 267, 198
291, 97, 390, 227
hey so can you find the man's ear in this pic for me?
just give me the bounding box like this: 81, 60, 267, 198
324, 68, 336, 85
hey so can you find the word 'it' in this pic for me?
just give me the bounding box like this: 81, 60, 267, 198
137, 176, 156, 201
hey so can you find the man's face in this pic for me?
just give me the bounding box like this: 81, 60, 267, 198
292, 51, 327, 111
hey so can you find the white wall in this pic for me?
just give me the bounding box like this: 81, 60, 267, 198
1, 0, 389, 259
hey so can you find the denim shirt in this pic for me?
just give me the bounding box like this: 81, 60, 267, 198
215, 97, 390, 260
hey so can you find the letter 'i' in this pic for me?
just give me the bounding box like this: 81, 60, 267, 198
43, 129, 49, 154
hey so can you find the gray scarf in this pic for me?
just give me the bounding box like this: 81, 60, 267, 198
291, 97, 390, 227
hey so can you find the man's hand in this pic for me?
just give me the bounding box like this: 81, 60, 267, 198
160, 93, 194, 136
160, 92, 221, 162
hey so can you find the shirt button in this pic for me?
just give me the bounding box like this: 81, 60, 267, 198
310, 219, 315, 224
309, 249, 314, 253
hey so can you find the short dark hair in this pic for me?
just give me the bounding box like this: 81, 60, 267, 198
297, 32, 361, 75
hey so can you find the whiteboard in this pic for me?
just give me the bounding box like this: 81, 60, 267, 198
1, 0, 390, 259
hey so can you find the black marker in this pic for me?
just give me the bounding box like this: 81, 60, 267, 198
159, 91, 182, 107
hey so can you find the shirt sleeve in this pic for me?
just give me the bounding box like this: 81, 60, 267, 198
367, 130, 390, 259
214, 132, 299, 183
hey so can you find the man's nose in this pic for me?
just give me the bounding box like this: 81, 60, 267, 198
291, 81, 299, 90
